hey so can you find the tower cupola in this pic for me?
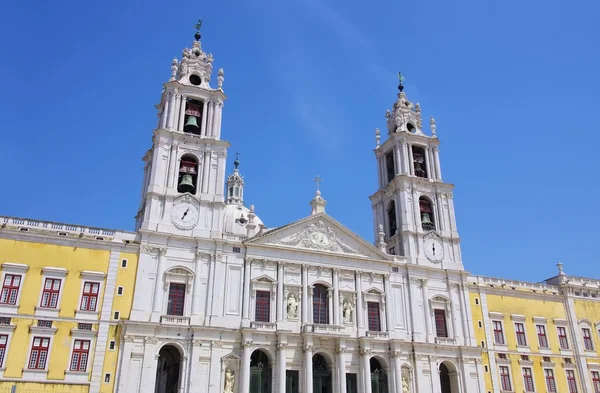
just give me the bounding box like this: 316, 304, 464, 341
226, 154, 244, 205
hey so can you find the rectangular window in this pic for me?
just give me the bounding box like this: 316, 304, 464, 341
166, 283, 186, 316
434, 309, 448, 338
592, 371, 600, 393
0, 317, 10, 325
558, 326, 569, 349
37, 320, 52, 328
537, 324, 549, 348
113, 311, 120, 320
0, 274, 21, 305
80, 282, 99, 311
583, 328, 594, 350
109, 340, 116, 350
367, 302, 381, 332
498, 353, 507, 359
515, 322, 527, 346
493, 320, 505, 344
40, 278, 61, 308
500, 366, 512, 392
254, 291, 270, 322
543, 356, 551, 362
523, 367, 534, 392
78, 323, 92, 331
28, 337, 50, 369
545, 369, 557, 393
70, 340, 90, 372
0, 335, 7, 367
121, 259, 127, 268
104, 373, 111, 383
520, 355, 529, 361
117, 286, 124, 296
233, 247, 241, 253
566, 370, 578, 393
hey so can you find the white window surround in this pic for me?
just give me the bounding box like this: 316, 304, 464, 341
521, 366, 536, 392
491, 319, 508, 349
34, 267, 68, 318
580, 320, 595, 353
308, 282, 334, 325
250, 276, 277, 324
535, 323, 552, 354
364, 288, 386, 332
70, 327, 97, 339
64, 337, 94, 382
0, 263, 29, 315
511, 314, 526, 322
74, 271, 106, 320
513, 321, 530, 352
532, 316, 547, 323
22, 332, 55, 380
162, 268, 194, 317
430, 295, 453, 339
554, 319, 573, 355
0, 327, 15, 377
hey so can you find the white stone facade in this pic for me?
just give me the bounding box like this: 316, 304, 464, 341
116, 34, 486, 393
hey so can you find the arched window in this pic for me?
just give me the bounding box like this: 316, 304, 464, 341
370, 358, 388, 393
419, 197, 435, 231
250, 350, 272, 393
412, 146, 427, 178
183, 98, 203, 135
312, 284, 329, 324
387, 201, 397, 237
177, 154, 199, 194
165, 268, 193, 317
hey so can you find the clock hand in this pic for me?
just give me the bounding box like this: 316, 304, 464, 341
181, 208, 189, 220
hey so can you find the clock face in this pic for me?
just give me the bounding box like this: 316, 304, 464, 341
171, 201, 199, 230
310, 231, 330, 247
423, 237, 444, 262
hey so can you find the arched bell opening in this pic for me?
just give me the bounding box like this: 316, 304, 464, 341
387, 201, 397, 237
312, 353, 332, 393
407, 123, 416, 133
183, 98, 203, 135
412, 146, 427, 178
154, 345, 182, 393
250, 350, 272, 393
419, 197, 436, 231
370, 358, 388, 393
177, 154, 199, 194
385, 151, 396, 183
439, 361, 460, 393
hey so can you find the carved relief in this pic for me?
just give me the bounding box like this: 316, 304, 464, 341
145, 336, 158, 345
342, 298, 354, 324
286, 293, 299, 320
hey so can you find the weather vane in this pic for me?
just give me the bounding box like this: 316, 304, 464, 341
194, 19, 203, 41
397, 72, 405, 92
313, 175, 323, 192
234, 152, 240, 169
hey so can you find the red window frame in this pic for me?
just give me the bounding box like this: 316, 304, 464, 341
592, 371, 600, 393
515, 322, 527, 346
500, 366, 512, 391
0, 335, 7, 367
166, 283, 186, 316
493, 321, 505, 344
434, 309, 448, 338
80, 282, 99, 311
583, 328, 594, 351
523, 367, 534, 392
545, 369, 557, 393
367, 302, 381, 332
28, 336, 50, 369
40, 278, 61, 308
312, 285, 329, 324
558, 326, 569, 349
566, 370, 578, 393
254, 291, 270, 322
537, 324, 548, 348
70, 340, 90, 372
0, 274, 21, 305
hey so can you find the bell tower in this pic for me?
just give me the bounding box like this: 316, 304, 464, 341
369, 75, 462, 269
135, 22, 230, 238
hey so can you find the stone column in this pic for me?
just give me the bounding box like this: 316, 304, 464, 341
214, 102, 223, 138
302, 266, 308, 324
327, 287, 334, 325
424, 147, 432, 180
434, 147, 442, 181
337, 346, 347, 393
395, 141, 403, 175
304, 345, 313, 393
421, 279, 432, 342
333, 269, 340, 325
177, 95, 187, 132
167, 144, 178, 189
277, 342, 287, 393
402, 142, 410, 175
240, 341, 252, 393
355, 272, 364, 330
191, 251, 203, 320
210, 100, 218, 137
200, 99, 208, 136
167, 92, 177, 130
448, 284, 459, 341
384, 275, 393, 332
242, 259, 252, 326
151, 247, 167, 315
161, 94, 169, 129
201, 150, 211, 194
408, 144, 414, 176
206, 101, 214, 138
179, 355, 188, 393
277, 262, 284, 322
360, 349, 372, 393
392, 351, 403, 393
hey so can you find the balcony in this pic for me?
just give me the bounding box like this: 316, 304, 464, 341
250, 321, 276, 331
435, 337, 456, 345
161, 315, 190, 326
304, 324, 343, 334
366, 331, 389, 339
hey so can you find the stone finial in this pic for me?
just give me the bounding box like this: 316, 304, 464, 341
249, 204, 255, 213
218, 68, 224, 89
310, 176, 327, 215
557, 261, 565, 276
170, 58, 179, 81
247, 205, 257, 237
430, 117, 437, 136
375, 128, 381, 148
376, 224, 387, 252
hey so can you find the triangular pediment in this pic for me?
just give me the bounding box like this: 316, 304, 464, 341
245, 213, 391, 260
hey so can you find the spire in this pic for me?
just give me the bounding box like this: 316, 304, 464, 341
168, 19, 215, 89
226, 153, 244, 205
310, 176, 327, 215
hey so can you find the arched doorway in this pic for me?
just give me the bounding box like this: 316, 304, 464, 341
250, 350, 272, 393
439, 361, 459, 393
313, 353, 331, 393
154, 345, 181, 393
370, 358, 388, 393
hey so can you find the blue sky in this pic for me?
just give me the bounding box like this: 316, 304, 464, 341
1, 0, 598, 282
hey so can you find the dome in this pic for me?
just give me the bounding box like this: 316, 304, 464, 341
222, 204, 264, 238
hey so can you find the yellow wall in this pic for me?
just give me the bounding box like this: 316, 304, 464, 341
0, 382, 89, 393
574, 298, 600, 356
469, 292, 493, 393
0, 237, 138, 390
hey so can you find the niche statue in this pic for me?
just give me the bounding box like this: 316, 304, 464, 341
286, 293, 298, 319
